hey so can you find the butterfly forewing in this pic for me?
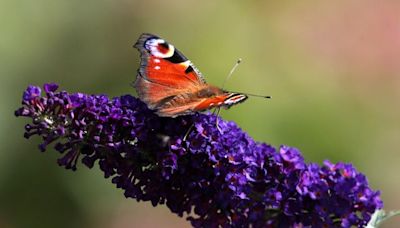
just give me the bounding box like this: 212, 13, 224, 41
134, 34, 205, 88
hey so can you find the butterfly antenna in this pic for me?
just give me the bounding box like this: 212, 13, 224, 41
229, 91, 271, 99
222, 58, 242, 90
222, 59, 272, 99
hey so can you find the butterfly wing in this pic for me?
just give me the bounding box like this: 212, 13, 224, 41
134, 33, 206, 111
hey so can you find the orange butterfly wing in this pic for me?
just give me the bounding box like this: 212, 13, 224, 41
134, 33, 206, 114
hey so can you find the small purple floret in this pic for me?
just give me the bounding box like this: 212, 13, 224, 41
15, 84, 383, 227
22, 85, 41, 101
43, 83, 59, 93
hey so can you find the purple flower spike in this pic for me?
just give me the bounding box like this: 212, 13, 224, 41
15, 84, 383, 227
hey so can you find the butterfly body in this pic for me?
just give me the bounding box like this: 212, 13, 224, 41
134, 33, 248, 117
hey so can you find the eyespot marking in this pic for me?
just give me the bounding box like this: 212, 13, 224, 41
157, 42, 169, 54
145, 38, 175, 58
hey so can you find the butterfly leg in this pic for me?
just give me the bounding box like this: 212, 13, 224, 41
183, 123, 195, 142
214, 107, 223, 133
212, 107, 218, 115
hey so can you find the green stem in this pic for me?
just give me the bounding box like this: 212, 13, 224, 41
366, 209, 400, 228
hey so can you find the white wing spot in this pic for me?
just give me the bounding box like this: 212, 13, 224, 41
154, 66, 160, 70
154, 59, 161, 63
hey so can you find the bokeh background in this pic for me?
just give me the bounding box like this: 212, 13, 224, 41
1, 0, 400, 227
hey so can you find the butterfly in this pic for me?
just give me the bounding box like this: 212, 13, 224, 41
133, 33, 248, 117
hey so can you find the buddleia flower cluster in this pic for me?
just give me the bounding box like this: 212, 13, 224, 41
15, 83, 383, 227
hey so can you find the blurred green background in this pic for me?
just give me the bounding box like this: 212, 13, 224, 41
1, 0, 400, 227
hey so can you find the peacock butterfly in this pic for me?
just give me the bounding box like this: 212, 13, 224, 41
133, 33, 248, 117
